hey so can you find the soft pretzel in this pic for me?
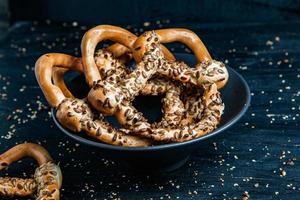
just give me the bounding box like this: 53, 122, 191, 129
132, 29, 229, 89
35, 53, 152, 147
0, 143, 62, 199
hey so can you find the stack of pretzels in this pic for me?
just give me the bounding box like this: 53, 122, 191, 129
35, 25, 228, 147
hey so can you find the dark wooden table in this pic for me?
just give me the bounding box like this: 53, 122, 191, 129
0, 20, 299, 199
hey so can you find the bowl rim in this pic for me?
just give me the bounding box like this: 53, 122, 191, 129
52, 63, 251, 152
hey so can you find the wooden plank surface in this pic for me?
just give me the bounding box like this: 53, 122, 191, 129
0, 20, 299, 199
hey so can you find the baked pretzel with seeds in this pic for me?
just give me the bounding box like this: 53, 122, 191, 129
92, 30, 225, 142
35, 53, 152, 147
0, 143, 62, 199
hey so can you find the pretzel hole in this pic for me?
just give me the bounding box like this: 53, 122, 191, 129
65, 72, 90, 99
133, 95, 163, 123
96, 41, 114, 50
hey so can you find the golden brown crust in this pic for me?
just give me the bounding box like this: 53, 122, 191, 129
0, 143, 52, 169
84, 30, 225, 141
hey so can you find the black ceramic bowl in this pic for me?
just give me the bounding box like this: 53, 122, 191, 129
52, 53, 250, 171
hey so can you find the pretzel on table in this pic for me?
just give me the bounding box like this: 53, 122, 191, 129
0, 143, 62, 199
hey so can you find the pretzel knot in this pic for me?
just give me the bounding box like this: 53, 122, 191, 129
0, 143, 62, 199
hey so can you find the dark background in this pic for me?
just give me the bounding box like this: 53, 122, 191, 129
0, 0, 299, 199
5, 0, 300, 24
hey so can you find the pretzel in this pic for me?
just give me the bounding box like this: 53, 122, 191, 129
132, 29, 229, 89
0, 143, 62, 199
104, 29, 218, 126
35, 53, 152, 147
